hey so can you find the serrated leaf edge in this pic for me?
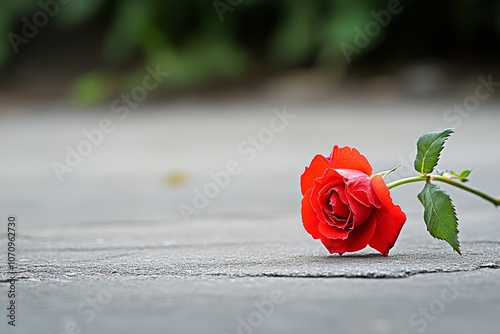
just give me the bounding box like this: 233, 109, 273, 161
416, 128, 454, 175
419, 183, 461, 255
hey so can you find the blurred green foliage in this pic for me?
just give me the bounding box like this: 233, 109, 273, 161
1, 0, 500, 103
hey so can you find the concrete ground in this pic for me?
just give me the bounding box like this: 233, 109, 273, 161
1, 100, 500, 333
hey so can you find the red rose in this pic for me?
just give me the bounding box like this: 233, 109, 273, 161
301, 145, 406, 256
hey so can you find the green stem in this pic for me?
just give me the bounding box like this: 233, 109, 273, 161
386, 176, 427, 189
386, 175, 500, 207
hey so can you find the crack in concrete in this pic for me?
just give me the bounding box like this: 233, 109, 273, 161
2, 262, 499, 282
0, 276, 30, 283
225, 265, 500, 279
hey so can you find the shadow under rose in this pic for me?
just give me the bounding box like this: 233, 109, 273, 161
321, 253, 385, 259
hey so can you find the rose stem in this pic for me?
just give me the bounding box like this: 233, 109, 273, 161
386, 175, 500, 207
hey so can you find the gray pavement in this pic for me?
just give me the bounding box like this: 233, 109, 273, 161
1, 100, 500, 333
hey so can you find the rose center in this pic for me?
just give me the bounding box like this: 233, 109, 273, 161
328, 190, 350, 219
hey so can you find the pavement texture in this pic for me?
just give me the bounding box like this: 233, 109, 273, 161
1, 100, 500, 334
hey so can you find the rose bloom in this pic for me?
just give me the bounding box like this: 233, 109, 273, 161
301, 146, 406, 256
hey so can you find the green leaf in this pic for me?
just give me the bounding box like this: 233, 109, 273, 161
438, 169, 472, 183
418, 183, 461, 255
458, 169, 472, 182
414, 129, 454, 175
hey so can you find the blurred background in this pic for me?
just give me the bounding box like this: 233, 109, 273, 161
2, 0, 500, 104
1, 0, 500, 227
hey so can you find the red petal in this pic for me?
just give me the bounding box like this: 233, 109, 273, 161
343, 173, 382, 208
334, 169, 376, 229
329, 190, 349, 218
301, 189, 322, 239
368, 175, 407, 256
310, 169, 343, 223
301, 146, 373, 195
320, 216, 376, 255
300, 154, 330, 195
316, 180, 344, 224
328, 146, 373, 176
318, 221, 351, 240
